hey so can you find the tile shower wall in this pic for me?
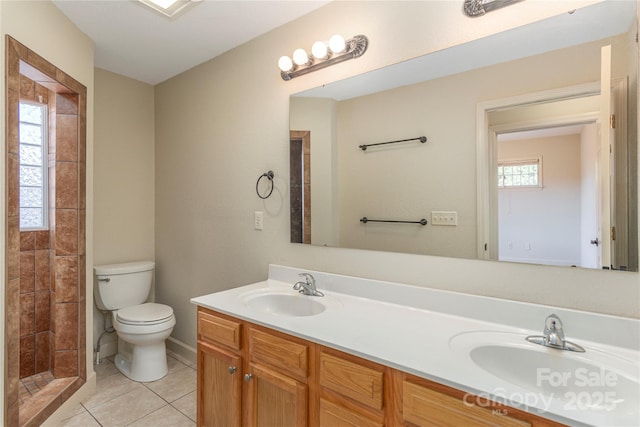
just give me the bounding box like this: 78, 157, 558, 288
19, 77, 52, 379
51, 90, 82, 379
19, 231, 51, 378
17, 74, 83, 380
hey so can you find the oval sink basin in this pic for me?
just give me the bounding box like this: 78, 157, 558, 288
470, 345, 638, 412
450, 331, 640, 417
242, 292, 327, 317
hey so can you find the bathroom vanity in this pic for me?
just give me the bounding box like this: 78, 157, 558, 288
191, 265, 640, 426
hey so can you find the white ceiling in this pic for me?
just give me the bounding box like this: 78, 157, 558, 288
52, 0, 330, 85
498, 124, 589, 142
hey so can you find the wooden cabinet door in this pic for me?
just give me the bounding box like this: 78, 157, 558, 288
198, 342, 242, 427
244, 363, 307, 427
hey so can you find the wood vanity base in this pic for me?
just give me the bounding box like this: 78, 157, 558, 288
196, 306, 566, 426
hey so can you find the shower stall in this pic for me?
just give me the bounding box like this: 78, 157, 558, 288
4, 36, 87, 426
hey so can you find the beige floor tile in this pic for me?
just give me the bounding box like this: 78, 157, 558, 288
90, 387, 166, 426
171, 390, 196, 422
93, 358, 120, 380
58, 410, 101, 427
81, 372, 143, 409
58, 401, 86, 420
127, 404, 195, 426
167, 350, 195, 368
167, 354, 188, 373
144, 366, 196, 403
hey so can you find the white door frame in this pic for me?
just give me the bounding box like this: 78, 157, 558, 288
476, 81, 601, 260
490, 113, 600, 264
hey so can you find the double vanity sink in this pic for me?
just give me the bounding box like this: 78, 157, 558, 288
191, 265, 640, 426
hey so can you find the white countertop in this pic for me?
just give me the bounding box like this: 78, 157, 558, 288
191, 265, 640, 427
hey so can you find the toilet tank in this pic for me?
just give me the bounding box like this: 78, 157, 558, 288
94, 261, 155, 311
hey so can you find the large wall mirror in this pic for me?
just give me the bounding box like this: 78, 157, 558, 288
289, 0, 638, 272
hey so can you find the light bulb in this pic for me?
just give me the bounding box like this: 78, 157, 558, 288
328, 34, 346, 54
278, 56, 293, 72
292, 48, 310, 66
311, 41, 328, 59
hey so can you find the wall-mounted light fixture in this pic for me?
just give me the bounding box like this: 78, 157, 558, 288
463, 0, 524, 17
278, 34, 368, 81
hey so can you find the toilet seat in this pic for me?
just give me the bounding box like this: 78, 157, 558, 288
115, 303, 174, 326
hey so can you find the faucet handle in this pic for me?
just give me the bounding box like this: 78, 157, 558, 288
544, 314, 564, 332
543, 314, 566, 346
298, 273, 315, 285
527, 314, 585, 352
294, 273, 323, 296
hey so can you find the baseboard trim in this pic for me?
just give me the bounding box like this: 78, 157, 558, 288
167, 336, 197, 366
93, 336, 196, 366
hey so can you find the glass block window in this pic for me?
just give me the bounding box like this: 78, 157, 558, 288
498, 158, 541, 188
19, 101, 48, 230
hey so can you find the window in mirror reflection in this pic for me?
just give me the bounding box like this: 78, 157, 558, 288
498, 158, 541, 188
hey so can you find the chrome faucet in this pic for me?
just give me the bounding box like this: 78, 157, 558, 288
293, 273, 324, 297
526, 314, 585, 352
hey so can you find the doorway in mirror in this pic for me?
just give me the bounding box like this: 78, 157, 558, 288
290, 130, 311, 244
479, 71, 635, 271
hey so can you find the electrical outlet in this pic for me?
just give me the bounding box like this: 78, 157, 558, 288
431, 211, 457, 226
254, 211, 264, 230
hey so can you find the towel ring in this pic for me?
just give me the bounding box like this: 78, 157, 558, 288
256, 170, 275, 199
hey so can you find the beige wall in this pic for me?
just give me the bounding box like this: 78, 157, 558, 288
0, 0, 95, 418
289, 97, 339, 246
498, 134, 582, 265
335, 38, 614, 258
155, 0, 640, 349
94, 69, 155, 265
0, 0, 635, 421
93, 69, 155, 350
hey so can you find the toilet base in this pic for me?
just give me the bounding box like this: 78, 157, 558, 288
114, 340, 169, 382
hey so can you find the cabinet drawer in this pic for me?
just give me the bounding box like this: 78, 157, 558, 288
198, 309, 241, 350
320, 352, 383, 410
320, 398, 383, 427
248, 328, 308, 380
403, 381, 531, 427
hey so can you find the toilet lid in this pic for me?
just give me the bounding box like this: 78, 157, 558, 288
117, 303, 174, 324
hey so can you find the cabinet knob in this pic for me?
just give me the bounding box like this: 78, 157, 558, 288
228, 366, 237, 374
244, 373, 253, 382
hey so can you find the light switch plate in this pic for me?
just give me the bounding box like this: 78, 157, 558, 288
254, 211, 264, 230
431, 211, 457, 226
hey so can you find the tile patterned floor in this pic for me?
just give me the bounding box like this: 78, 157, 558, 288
57, 352, 196, 426
19, 371, 56, 405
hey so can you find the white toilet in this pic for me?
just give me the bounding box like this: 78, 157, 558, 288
94, 261, 176, 382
